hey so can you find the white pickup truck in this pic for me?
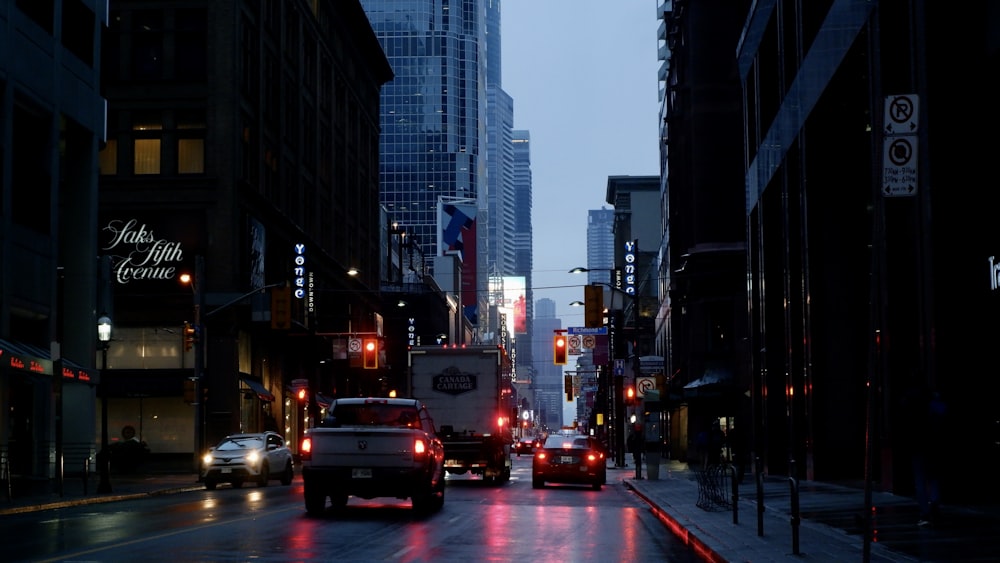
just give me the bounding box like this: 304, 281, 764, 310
299, 397, 446, 516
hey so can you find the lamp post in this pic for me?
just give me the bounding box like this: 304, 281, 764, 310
97, 314, 113, 493
180, 256, 205, 473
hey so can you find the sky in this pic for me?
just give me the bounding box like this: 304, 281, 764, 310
500, 1, 662, 328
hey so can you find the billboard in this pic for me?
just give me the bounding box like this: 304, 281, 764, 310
502, 276, 527, 335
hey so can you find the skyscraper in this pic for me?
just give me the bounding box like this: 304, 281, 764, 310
360, 1, 488, 293
511, 129, 534, 377
361, 0, 496, 340
531, 298, 563, 429
586, 208, 616, 286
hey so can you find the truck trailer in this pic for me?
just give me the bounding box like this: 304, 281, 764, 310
408, 345, 514, 484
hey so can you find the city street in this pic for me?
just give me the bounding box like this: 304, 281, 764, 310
3, 457, 700, 562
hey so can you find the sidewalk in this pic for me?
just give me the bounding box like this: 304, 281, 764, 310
0, 469, 204, 516
622, 459, 1000, 562
4, 460, 999, 562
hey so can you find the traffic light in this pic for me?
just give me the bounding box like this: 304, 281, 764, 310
553, 335, 568, 365
297, 387, 308, 402
183, 322, 196, 352
565, 374, 574, 402
362, 338, 378, 369
624, 385, 636, 406
584, 285, 604, 328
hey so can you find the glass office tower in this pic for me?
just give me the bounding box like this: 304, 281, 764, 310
360, 1, 488, 279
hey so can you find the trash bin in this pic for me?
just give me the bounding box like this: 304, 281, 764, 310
645, 448, 661, 480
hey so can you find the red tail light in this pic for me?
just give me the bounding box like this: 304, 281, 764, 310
300, 436, 312, 461
414, 438, 427, 457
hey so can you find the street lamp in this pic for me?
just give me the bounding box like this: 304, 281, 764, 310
180, 256, 205, 473
97, 313, 113, 493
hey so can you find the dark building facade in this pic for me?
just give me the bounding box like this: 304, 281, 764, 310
1, 0, 107, 480
98, 0, 393, 460
657, 0, 751, 466
661, 0, 1000, 505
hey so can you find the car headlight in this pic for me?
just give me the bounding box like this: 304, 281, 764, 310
202, 453, 214, 466
246, 451, 260, 464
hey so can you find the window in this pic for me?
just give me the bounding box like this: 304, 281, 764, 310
177, 111, 205, 174
61, 0, 95, 65
17, 0, 53, 34
11, 98, 52, 232
133, 115, 162, 175
131, 10, 163, 80
175, 9, 207, 81
99, 139, 118, 175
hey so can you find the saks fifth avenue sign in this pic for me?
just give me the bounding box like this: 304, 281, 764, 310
103, 219, 184, 284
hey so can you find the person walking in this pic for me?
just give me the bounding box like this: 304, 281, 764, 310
627, 425, 644, 477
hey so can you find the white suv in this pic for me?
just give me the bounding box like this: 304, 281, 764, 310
202, 431, 294, 489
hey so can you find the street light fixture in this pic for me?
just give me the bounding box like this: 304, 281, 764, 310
180, 256, 205, 473
97, 313, 113, 493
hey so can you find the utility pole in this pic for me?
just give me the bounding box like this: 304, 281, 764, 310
192, 255, 205, 473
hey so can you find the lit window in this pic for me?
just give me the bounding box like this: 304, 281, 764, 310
134, 139, 161, 174
133, 116, 162, 175
177, 112, 205, 174
178, 139, 204, 173
99, 139, 118, 175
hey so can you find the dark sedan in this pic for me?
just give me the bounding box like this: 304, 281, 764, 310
515, 436, 541, 456
531, 433, 606, 490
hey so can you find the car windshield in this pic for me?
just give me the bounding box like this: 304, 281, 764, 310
216, 437, 263, 451
544, 435, 589, 449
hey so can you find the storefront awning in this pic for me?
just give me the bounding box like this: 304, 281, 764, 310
683, 367, 736, 399
0, 338, 52, 375
0, 338, 97, 381
240, 377, 275, 402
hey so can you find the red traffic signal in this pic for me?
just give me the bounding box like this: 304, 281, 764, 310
183, 322, 196, 352
624, 385, 636, 406
553, 335, 568, 365
297, 387, 308, 402
362, 338, 378, 369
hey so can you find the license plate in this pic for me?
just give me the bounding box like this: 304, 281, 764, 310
445, 459, 461, 466
560, 456, 574, 464
352, 468, 372, 479
221, 468, 232, 474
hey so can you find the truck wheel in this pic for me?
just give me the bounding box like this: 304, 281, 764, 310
257, 462, 270, 487
305, 488, 327, 516
431, 480, 445, 511
280, 461, 294, 485
329, 490, 348, 510
412, 482, 442, 515
411, 490, 431, 514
